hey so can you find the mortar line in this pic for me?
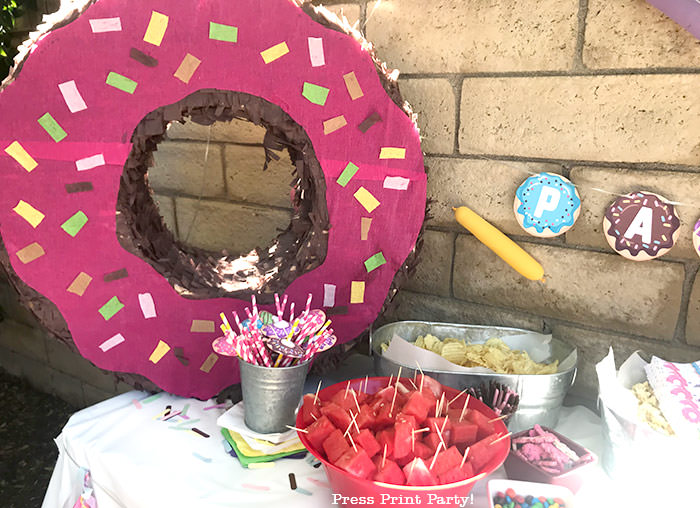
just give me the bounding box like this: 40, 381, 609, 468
451, 78, 463, 155
220, 142, 229, 196
422, 152, 700, 174
674, 261, 700, 343
449, 232, 457, 299
574, 0, 590, 71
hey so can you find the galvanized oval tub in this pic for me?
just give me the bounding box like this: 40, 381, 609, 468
370, 321, 577, 432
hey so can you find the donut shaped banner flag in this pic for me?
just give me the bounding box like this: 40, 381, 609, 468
514, 172, 581, 238
603, 191, 680, 261
0, 0, 426, 398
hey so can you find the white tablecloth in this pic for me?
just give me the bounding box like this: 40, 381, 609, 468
41, 387, 615, 508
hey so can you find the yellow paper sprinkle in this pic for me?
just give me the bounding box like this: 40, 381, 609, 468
13, 200, 45, 228
354, 187, 380, 213
350, 281, 365, 304
143, 11, 168, 46
379, 147, 406, 159
5, 141, 38, 172
149, 340, 171, 364
260, 42, 289, 64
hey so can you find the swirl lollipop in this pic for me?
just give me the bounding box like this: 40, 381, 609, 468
265, 336, 305, 358
262, 320, 293, 340
212, 331, 240, 357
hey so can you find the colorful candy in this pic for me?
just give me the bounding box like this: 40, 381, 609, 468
492, 488, 566, 508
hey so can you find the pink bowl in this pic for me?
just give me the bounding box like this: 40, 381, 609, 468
297, 377, 510, 507
504, 426, 597, 493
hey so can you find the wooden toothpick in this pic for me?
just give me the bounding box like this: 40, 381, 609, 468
286, 425, 308, 433
449, 388, 469, 406
460, 446, 470, 467
429, 442, 444, 471
488, 414, 508, 423
313, 379, 322, 405
491, 432, 512, 445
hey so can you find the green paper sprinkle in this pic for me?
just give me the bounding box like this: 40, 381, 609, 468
99, 296, 124, 321
106, 72, 138, 94
364, 252, 386, 273
209, 22, 238, 42
61, 211, 88, 237
141, 393, 164, 404
337, 162, 359, 187
37, 113, 67, 142
302, 82, 329, 106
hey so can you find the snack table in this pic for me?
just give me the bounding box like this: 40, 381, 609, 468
41, 365, 614, 508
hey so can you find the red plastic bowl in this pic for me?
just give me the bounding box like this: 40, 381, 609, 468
504, 426, 597, 493
296, 377, 510, 507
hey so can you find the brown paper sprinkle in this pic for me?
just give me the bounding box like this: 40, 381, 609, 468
358, 112, 381, 132
199, 353, 218, 373
360, 217, 372, 240
190, 320, 216, 333
129, 48, 158, 67
65, 182, 94, 193
103, 268, 128, 282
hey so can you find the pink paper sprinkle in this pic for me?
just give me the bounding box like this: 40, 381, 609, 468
203, 403, 227, 410
132, 399, 142, 409
307, 478, 330, 488
242, 484, 270, 491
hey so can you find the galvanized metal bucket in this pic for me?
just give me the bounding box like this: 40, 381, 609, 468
238, 358, 310, 434
370, 321, 577, 432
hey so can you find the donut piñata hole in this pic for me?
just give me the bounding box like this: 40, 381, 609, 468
0, 0, 427, 398
119, 89, 329, 301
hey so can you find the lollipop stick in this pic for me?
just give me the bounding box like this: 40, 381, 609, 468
274, 293, 281, 318
304, 293, 312, 316
289, 302, 295, 322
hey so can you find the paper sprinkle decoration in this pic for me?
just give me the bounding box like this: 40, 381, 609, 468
138, 292, 157, 318
364, 252, 387, 273
99, 333, 125, 352
16, 242, 44, 264
58, 81, 88, 113
302, 82, 330, 106
379, 147, 406, 159
99, 296, 124, 321
37, 113, 67, 142
61, 211, 88, 237
358, 112, 381, 133
308, 37, 325, 66
350, 281, 365, 304
200, 353, 218, 373
354, 187, 380, 213
65, 182, 94, 193
5, 141, 37, 172
143, 11, 169, 46
360, 217, 372, 240
337, 162, 359, 187
209, 22, 238, 42
190, 320, 216, 333
103, 268, 128, 282
106, 72, 138, 94
323, 283, 336, 307
323, 115, 347, 134
343, 71, 363, 100
174, 53, 201, 84
89, 17, 122, 33
76, 153, 105, 171
261, 42, 289, 63
149, 339, 171, 364
13, 200, 45, 228
129, 48, 158, 67
67, 272, 92, 296
383, 176, 410, 190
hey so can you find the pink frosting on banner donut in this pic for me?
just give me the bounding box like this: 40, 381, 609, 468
0, 0, 426, 398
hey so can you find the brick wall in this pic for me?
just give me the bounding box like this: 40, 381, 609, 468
3, 0, 700, 406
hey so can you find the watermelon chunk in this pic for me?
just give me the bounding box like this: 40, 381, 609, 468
401, 391, 432, 422
452, 421, 478, 446
300, 394, 321, 426
468, 433, 501, 472
322, 428, 350, 463
438, 462, 474, 484
320, 402, 352, 430
416, 375, 443, 399
373, 404, 395, 429
306, 415, 336, 451
465, 409, 495, 440
393, 421, 414, 459
354, 404, 374, 429
354, 429, 381, 458
424, 432, 442, 452
430, 446, 463, 477
330, 389, 358, 411
427, 417, 452, 434
413, 441, 432, 460
376, 429, 394, 459
373, 457, 406, 485
395, 413, 417, 430
403, 457, 437, 486
336, 447, 377, 480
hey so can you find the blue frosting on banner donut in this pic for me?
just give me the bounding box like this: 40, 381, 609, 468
515, 173, 580, 234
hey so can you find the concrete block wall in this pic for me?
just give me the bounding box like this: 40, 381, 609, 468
3, 0, 700, 405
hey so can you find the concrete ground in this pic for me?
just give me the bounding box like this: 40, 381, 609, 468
0, 368, 75, 508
